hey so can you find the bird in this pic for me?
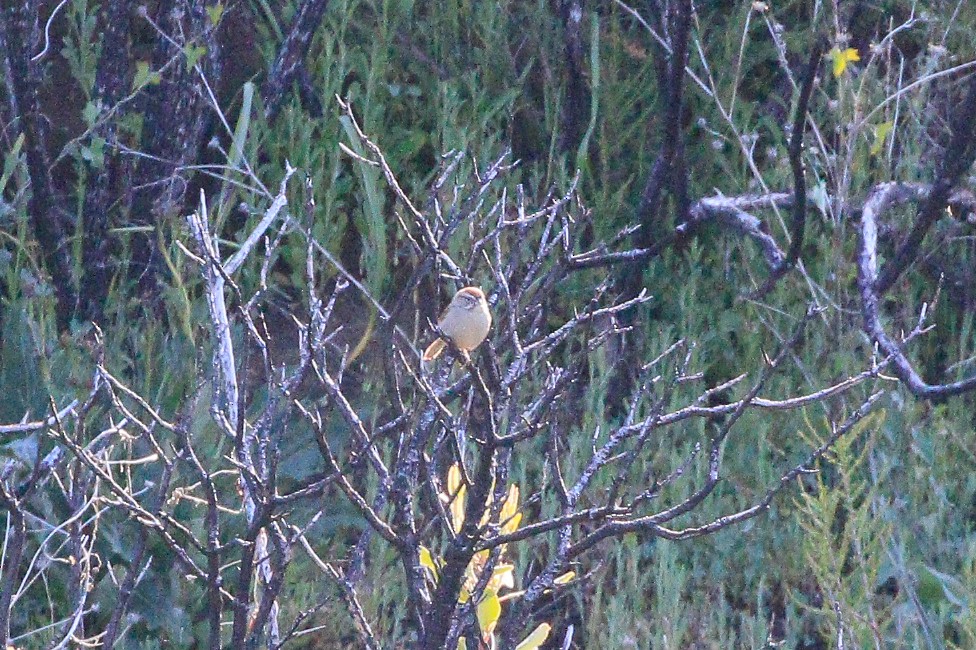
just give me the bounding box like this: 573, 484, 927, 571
423, 286, 492, 361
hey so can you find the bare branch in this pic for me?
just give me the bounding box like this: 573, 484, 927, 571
858, 183, 976, 397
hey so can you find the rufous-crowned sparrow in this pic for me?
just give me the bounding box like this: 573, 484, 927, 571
423, 286, 491, 361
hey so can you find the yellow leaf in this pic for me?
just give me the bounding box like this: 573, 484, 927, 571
554, 571, 576, 585
446, 465, 467, 531
451, 484, 467, 532
498, 589, 525, 602
501, 484, 519, 514
457, 638, 467, 650
500, 484, 522, 534
489, 563, 515, 591
503, 511, 522, 535
515, 623, 552, 650
831, 47, 860, 78
463, 552, 487, 600
419, 545, 439, 582
447, 464, 461, 494
470, 549, 489, 573
477, 589, 502, 638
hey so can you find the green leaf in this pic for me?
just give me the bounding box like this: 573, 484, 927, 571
206, 2, 225, 25
133, 61, 161, 90
575, 12, 601, 171
228, 82, 253, 169
811, 180, 829, 217
252, 0, 283, 40
922, 565, 968, 608
870, 120, 894, 156
82, 101, 101, 127
339, 115, 388, 294
81, 136, 106, 168
0, 132, 25, 195
183, 44, 208, 70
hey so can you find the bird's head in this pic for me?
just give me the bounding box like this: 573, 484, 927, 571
454, 286, 486, 309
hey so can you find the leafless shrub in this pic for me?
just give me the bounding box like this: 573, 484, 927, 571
0, 100, 910, 649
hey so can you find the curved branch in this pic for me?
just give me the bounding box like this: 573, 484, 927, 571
876, 74, 976, 294
858, 183, 976, 398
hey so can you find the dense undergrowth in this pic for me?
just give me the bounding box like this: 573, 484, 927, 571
3, 0, 976, 647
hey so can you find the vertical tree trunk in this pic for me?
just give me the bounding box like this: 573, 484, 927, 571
1, 1, 77, 328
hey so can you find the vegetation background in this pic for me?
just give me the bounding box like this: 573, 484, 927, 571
2, 0, 976, 648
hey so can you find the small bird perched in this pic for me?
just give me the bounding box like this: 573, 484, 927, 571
423, 286, 491, 361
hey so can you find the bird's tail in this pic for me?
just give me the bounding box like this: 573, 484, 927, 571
423, 338, 446, 361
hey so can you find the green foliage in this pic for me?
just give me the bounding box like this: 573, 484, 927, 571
60, 0, 100, 99
793, 411, 894, 646
4, 0, 976, 646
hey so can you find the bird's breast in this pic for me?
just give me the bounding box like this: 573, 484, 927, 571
451, 304, 491, 350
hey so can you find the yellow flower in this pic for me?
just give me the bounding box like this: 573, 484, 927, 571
831, 47, 860, 78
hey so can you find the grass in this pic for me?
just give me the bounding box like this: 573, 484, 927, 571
3, 0, 976, 647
